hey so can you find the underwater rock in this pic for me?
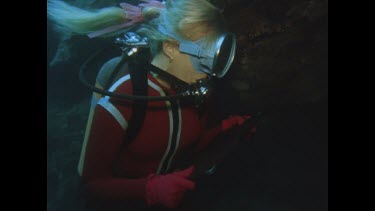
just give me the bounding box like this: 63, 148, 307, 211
224, 0, 327, 111
231, 80, 251, 91
286, 0, 328, 23
49, 37, 73, 67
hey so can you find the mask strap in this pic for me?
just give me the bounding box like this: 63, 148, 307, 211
179, 43, 201, 56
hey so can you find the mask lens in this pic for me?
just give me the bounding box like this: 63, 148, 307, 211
180, 34, 236, 78
213, 34, 236, 78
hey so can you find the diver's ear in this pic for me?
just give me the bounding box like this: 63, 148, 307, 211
162, 40, 178, 60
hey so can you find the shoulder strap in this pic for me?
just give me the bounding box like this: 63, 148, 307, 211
102, 52, 149, 146
122, 59, 149, 146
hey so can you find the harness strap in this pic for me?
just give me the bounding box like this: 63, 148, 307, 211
123, 59, 149, 145
125, 48, 152, 145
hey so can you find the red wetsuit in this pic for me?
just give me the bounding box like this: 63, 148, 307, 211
80, 72, 222, 204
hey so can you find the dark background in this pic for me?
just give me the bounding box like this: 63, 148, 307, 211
47, 0, 328, 210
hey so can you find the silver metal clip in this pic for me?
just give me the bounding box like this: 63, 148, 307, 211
115, 32, 149, 56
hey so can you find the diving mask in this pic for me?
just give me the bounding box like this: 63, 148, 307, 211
157, 25, 236, 78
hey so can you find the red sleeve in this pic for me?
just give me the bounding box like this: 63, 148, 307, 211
81, 105, 147, 202
194, 116, 257, 153
194, 124, 222, 153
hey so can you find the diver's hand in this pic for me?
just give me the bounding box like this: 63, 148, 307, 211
145, 166, 195, 208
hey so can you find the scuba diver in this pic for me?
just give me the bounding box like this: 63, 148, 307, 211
48, 0, 257, 210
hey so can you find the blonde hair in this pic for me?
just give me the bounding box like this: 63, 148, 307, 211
47, 0, 126, 37
47, 0, 226, 56
139, 0, 226, 57
162, 0, 225, 37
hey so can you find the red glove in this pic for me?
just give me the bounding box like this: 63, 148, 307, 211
145, 166, 195, 208
221, 115, 252, 131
